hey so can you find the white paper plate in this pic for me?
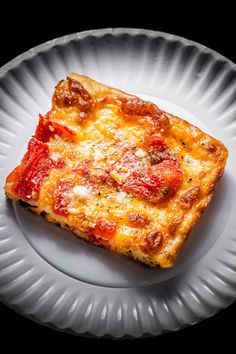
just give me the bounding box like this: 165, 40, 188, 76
0, 28, 236, 338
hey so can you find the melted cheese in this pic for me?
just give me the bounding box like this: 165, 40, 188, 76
72, 185, 90, 200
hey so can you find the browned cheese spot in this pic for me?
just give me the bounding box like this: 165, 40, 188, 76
180, 186, 201, 209
128, 212, 150, 227
168, 213, 183, 235
141, 230, 163, 255
121, 98, 162, 117
52, 77, 93, 121
205, 143, 224, 160
206, 144, 217, 154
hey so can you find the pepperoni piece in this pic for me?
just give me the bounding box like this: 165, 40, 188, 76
52, 180, 73, 216
123, 160, 182, 203
12, 138, 52, 202
93, 219, 117, 239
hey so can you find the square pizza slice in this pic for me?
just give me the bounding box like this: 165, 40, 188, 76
4, 73, 228, 267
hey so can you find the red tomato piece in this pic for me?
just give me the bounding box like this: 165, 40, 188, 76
145, 133, 178, 164
6, 164, 24, 186
93, 219, 117, 239
146, 133, 167, 152
123, 160, 182, 203
8, 137, 64, 202
52, 180, 73, 216
35, 113, 52, 142
152, 160, 183, 193
51, 121, 76, 139
13, 138, 52, 202
35, 112, 76, 142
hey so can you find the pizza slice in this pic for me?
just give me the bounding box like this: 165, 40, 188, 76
4, 73, 228, 267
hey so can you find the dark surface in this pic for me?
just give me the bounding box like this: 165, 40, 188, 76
0, 4, 235, 349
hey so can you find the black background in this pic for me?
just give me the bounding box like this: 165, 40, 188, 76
0, 3, 235, 350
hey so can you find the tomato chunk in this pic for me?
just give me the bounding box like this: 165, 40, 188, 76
35, 112, 76, 142
13, 138, 52, 202
123, 160, 182, 203
146, 133, 167, 152
52, 180, 73, 216
51, 121, 76, 139
7, 137, 65, 202
145, 133, 178, 164
35, 113, 52, 142
93, 219, 117, 239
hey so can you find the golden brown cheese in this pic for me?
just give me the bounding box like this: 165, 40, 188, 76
4, 73, 228, 267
